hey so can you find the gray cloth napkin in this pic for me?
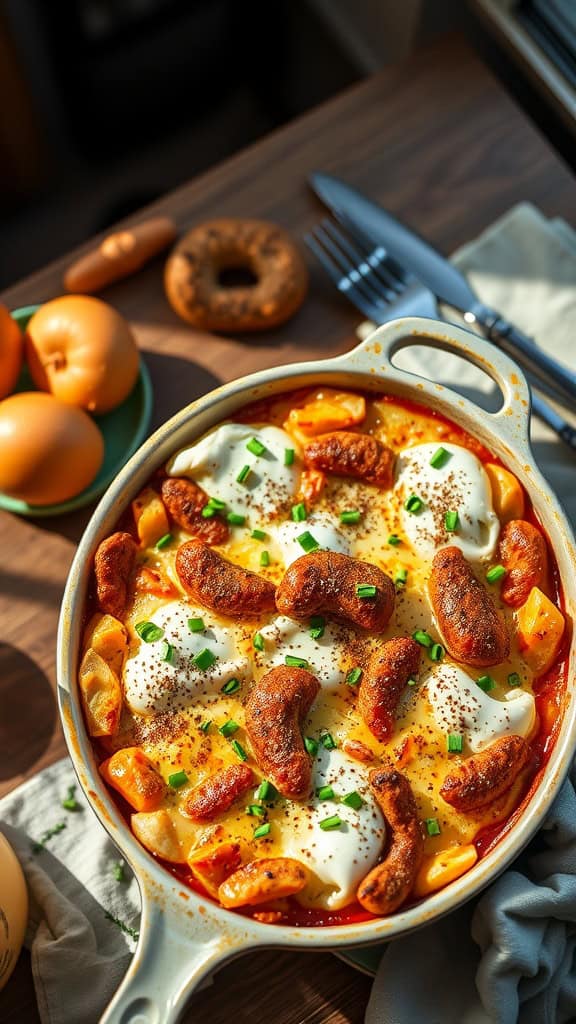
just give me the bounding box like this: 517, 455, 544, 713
366, 203, 576, 1024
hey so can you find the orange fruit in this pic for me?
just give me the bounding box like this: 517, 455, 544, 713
0, 305, 24, 399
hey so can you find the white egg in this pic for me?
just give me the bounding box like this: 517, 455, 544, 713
425, 663, 536, 752
279, 746, 385, 909
123, 601, 250, 715
273, 511, 350, 567
166, 423, 299, 522
395, 442, 499, 560
253, 615, 352, 691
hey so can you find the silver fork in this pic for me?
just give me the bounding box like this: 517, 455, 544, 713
305, 218, 576, 451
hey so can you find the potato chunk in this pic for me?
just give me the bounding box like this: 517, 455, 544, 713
413, 844, 478, 898
284, 389, 366, 446
516, 586, 565, 676
78, 647, 122, 736
485, 463, 525, 523
100, 747, 167, 812
83, 612, 128, 675
132, 486, 170, 547
131, 808, 196, 863
188, 842, 242, 898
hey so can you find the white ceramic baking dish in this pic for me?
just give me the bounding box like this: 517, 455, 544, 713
57, 317, 576, 1024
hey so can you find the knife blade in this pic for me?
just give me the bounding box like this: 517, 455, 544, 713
310, 172, 576, 403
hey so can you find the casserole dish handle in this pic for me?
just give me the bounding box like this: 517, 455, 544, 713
100, 883, 252, 1024
345, 316, 533, 455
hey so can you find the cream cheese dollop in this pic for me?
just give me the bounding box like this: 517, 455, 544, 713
279, 746, 385, 908
426, 663, 535, 752
123, 601, 250, 715
166, 423, 299, 523
395, 442, 499, 561
273, 511, 350, 567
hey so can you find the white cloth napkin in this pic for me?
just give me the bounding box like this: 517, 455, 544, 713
0, 202, 574, 1024
365, 203, 576, 1024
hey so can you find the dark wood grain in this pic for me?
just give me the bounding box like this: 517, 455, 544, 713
0, 30, 574, 1024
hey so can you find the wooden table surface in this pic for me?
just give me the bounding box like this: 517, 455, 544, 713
1, 31, 575, 1024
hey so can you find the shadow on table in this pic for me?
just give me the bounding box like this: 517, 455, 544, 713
0, 644, 56, 781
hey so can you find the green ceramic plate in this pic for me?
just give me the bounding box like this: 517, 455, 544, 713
0, 303, 153, 517
335, 945, 385, 977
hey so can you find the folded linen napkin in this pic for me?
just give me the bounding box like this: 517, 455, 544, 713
0, 203, 574, 1024
365, 204, 576, 1024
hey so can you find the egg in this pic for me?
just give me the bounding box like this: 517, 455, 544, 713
273, 511, 350, 566
0, 305, 23, 400
0, 392, 104, 505
25, 295, 140, 414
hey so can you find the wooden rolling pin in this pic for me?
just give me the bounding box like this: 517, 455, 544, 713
64, 216, 177, 293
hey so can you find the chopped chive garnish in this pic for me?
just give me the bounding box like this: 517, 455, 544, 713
413, 629, 433, 648
507, 672, 522, 687
113, 861, 125, 882
168, 770, 188, 788
160, 640, 174, 663
425, 818, 441, 836
251, 528, 267, 541
477, 674, 495, 692
341, 790, 364, 810
394, 568, 408, 587
309, 615, 326, 640
340, 509, 361, 524
407, 676, 418, 686
319, 815, 342, 831
253, 632, 265, 652
156, 532, 173, 550
199, 720, 212, 734
305, 737, 319, 756
291, 502, 307, 522
404, 494, 424, 514
486, 564, 506, 584
285, 654, 309, 669
284, 448, 295, 466
429, 643, 444, 662
247, 437, 267, 457
221, 677, 241, 695
246, 803, 266, 817
260, 550, 271, 567
387, 534, 401, 546
135, 621, 164, 643
207, 496, 226, 510
219, 720, 239, 737
256, 780, 277, 802
297, 530, 320, 553
236, 464, 252, 484
447, 733, 463, 753
192, 648, 217, 671
445, 510, 459, 532
201, 505, 216, 518
62, 785, 79, 811
356, 583, 377, 599
253, 822, 271, 839
227, 512, 246, 526
316, 785, 335, 800
430, 447, 451, 469
346, 667, 363, 687
231, 739, 248, 762
188, 617, 205, 633
320, 732, 337, 750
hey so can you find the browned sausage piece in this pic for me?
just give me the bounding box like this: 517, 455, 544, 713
184, 764, 255, 821
176, 539, 277, 617
429, 547, 510, 666
304, 431, 395, 488
94, 531, 138, 618
245, 666, 320, 799
161, 477, 229, 546
358, 638, 421, 742
499, 519, 548, 608
276, 551, 395, 632
440, 734, 531, 813
357, 769, 423, 915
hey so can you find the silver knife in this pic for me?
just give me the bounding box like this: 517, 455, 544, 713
310, 172, 576, 404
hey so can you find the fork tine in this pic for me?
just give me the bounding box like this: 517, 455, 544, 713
335, 213, 414, 291
304, 230, 383, 323
314, 222, 387, 309
321, 220, 398, 303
